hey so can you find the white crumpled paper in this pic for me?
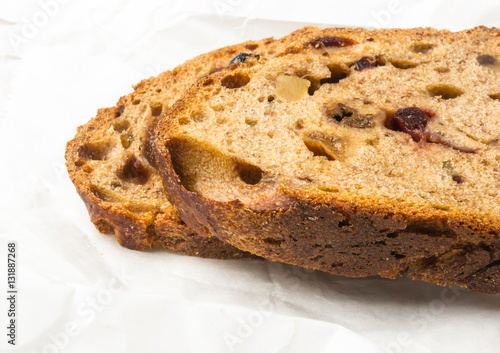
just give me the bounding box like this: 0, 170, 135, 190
1, 0, 499, 352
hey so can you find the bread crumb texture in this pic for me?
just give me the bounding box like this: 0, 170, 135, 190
156, 27, 500, 293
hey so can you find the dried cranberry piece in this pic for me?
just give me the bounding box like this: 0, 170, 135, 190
353, 56, 377, 71
227, 53, 260, 68
389, 108, 477, 153
115, 105, 125, 117
392, 107, 434, 142
310, 36, 358, 48
477, 54, 496, 66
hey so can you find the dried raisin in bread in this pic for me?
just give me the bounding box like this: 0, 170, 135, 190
155, 27, 500, 291
65, 29, 306, 256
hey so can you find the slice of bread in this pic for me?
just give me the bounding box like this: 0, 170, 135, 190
65, 29, 307, 257
155, 27, 500, 292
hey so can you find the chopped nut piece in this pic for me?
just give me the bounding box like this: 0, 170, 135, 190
275, 75, 311, 102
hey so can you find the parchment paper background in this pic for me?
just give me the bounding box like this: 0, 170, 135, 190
1, 0, 499, 352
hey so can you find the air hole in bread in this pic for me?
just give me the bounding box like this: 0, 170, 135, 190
310, 255, 323, 261
427, 84, 464, 100
168, 139, 198, 192
387, 58, 418, 69
386, 231, 399, 238
118, 155, 150, 185
381, 108, 396, 129
267, 95, 275, 102
235, 160, 263, 185
452, 174, 464, 184
295, 119, 304, 129
323, 63, 349, 83
120, 133, 133, 149
245, 117, 258, 126
132, 98, 141, 105
149, 102, 163, 116
308, 64, 349, 95
411, 43, 434, 54
435, 67, 450, 73
90, 185, 111, 201
191, 112, 206, 123
203, 79, 214, 87
245, 43, 258, 50
262, 237, 283, 245
304, 141, 334, 160
391, 251, 406, 259
488, 93, 500, 100
267, 130, 275, 138
113, 119, 130, 132
303, 134, 340, 161
78, 142, 113, 160
168, 137, 259, 197
221, 72, 250, 89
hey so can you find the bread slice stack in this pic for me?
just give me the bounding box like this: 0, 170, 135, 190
153, 27, 500, 294
68, 26, 500, 293
65, 28, 307, 257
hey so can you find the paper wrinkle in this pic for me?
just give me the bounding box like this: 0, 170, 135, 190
2, 1, 500, 352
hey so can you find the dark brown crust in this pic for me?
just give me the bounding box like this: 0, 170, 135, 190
156, 138, 500, 292
155, 27, 500, 292
64, 30, 314, 257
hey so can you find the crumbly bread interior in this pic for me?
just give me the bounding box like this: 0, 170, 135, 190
65, 32, 302, 254
155, 27, 500, 291
163, 27, 500, 223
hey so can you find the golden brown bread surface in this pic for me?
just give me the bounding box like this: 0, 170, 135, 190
65, 29, 306, 257
155, 27, 500, 292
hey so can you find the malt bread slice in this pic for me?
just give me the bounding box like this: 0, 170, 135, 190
155, 27, 500, 291
65, 30, 305, 256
